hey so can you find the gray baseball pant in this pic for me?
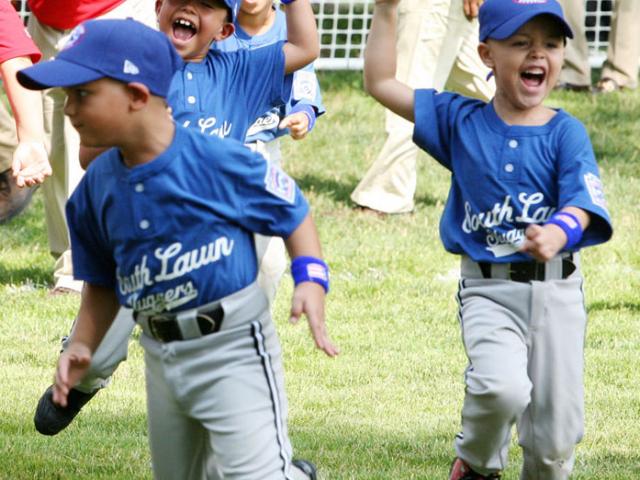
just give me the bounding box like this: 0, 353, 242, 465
455, 255, 587, 480
139, 282, 307, 480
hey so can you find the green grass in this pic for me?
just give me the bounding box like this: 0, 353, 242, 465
1, 72, 639, 479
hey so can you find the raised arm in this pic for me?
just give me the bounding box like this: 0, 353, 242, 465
284, 214, 339, 357
282, 0, 320, 74
1, 57, 51, 186
363, 0, 414, 121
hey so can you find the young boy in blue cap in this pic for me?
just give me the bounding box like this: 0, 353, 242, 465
362, 0, 613, 478
18, 18, 336, 480
33, 0, 323, 438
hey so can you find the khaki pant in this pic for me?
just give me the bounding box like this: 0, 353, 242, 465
350, 0, 494, 214
27, 0, 157, 292
559, 0, 640, 88
0, 99, 17, 172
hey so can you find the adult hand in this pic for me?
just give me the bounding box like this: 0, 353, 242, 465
463, 0, 483, 20
11, 141, 51, 187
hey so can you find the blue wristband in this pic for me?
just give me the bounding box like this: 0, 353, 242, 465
289, 103, 316, 133
280, 0, 296, 5
291, 256, 329, 293
545, 211, 583, 249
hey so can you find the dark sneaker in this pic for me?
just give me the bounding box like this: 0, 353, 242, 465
449, 458, 501, 480
0, 168, 36, 224
34, 385, 98, 435
292, 459, 317, 480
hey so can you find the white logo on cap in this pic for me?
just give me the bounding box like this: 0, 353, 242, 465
123, 59, 140, 75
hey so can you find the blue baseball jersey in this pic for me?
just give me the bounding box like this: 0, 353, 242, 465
66, 126, 309, 313
168, 41, 292, 142
215, 8, 325, 143
413, 89, 613, 263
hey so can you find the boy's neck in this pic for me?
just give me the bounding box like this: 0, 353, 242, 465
492, 94, 557, 126
237, 5, 276, 36
119, 111, 176, 168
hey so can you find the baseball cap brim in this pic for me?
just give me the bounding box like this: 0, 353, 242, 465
482, 12, 573, 41
17, 58, 105, 91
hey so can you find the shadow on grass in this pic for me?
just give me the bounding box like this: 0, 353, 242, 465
587, 300, 640, 313
0, 263, 52, 287
295, 172, 441, 210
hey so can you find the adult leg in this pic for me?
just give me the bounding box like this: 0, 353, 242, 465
0, 99, 36, 223
350, 0, 453, 214
518, 276, 587, 480
557, 0, 591, 88
598, 0, 640, 90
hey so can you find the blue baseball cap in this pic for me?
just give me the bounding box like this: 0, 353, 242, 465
17, 19, 183, 98
479, 0, 573, 42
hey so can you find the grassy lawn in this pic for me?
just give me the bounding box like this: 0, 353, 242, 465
1, 71, 639, 479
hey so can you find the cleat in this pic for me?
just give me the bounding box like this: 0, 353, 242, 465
34, 385, 98, 435
293, 459, 317, 480
449, 457, 501, 480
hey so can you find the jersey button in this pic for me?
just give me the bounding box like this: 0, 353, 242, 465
187, 95, 196, 104
186, 72, 193, 80
508, 139, 518, 148
140, 219, 150, 230
135, 183, 144, 193
504, 163, 514, 173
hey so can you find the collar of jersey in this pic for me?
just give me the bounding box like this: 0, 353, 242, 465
483, 101, 566, 136
111, 124, 183, 181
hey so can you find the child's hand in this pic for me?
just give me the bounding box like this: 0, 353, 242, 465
279, 112, 310, 140
53, 343, 92, 408
290, 282, 339, 357
519, 223, 567, 262
11, 141, 51, 187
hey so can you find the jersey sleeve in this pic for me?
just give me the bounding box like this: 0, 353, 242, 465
555, 118, 613, 248
0, 2, 41, 64
207, 139, 309, 237
288, 62, 325, 116
236, 42, 292, 124
412, 89, 461, 170
66, 175, 117, 288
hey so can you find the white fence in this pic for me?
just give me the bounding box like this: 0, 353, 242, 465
13, 0, 615, 70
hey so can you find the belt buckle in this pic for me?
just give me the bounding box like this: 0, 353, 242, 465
149, 313, 173, 342
196, 307, 223, 335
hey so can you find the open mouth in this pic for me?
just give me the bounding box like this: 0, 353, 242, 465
521, 67, 546, 88
172, 18, 197, 41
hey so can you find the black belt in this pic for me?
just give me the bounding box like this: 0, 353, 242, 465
137, 305, 224, 343
478, 255, 576, 283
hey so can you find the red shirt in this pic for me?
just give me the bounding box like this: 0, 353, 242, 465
0, 2, 41, 64
27, 0, 125, 30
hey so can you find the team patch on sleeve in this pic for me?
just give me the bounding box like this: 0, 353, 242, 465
584, 172, 608, 210
264, 162, 296, 204
292, 70, 317, 101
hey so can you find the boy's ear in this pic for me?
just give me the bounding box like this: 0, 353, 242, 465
155, 0, 162, 18
477, 42, 494, 69
126, 82, 151, 110
214, 22, 235, 42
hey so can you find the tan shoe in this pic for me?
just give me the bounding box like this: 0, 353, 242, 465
594, 77, 621, 94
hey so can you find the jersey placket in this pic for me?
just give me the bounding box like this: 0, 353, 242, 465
498, 135, 522, 183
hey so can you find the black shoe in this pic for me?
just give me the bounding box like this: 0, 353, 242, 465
293, 459, 317, 480
34, 385, 98, 435
0, 168, 36, 224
